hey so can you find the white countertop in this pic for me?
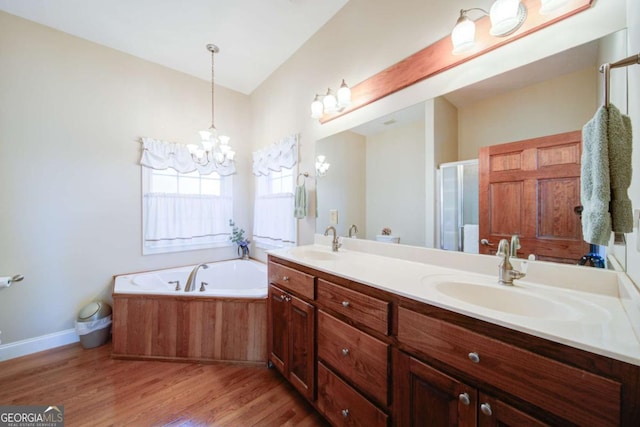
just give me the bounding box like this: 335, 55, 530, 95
268, 239, 640, 366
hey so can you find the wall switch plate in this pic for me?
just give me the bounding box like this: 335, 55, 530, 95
329, 209, 339, 225
634, 209, 640, 229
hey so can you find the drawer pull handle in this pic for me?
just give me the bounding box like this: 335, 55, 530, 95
480, 403, 493, 416
342, 301, 350, 307
282, 276, 289, 281
468, 352, 480, 363
341, 348, 350, 356
341, 409, 349, 418
458, 393, 471, 406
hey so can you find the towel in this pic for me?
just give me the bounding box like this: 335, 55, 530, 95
294, 183, 307, 219
581, 106, 612, 245
581, 104, 633, 246
607, 104, 633, 233
462, 224, 479, 253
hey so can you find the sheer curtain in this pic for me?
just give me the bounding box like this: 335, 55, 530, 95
140, 138, 234, 254
252, 135, 298, 248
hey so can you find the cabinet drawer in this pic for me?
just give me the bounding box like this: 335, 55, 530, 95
268, 261, 315, 300
318, 310, 389, 406
397, 307, 621, 427
317, 279, 389, 334
317, 362, 388, 427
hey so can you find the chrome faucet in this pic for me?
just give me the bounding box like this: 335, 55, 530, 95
510, 235, 521, 258
324, 226, 341, 252
348, 224, 358, 238
185, 263, 209, 292
497, 239, 526, 286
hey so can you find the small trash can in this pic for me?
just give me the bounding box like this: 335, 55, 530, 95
75, 302, 112, 349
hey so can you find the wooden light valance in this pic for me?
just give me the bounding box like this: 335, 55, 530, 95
320, 0, 594, 124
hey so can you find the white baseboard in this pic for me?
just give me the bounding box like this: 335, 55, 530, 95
0, 329, 79, 362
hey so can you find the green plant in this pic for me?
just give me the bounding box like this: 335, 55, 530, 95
229, 219, 250, 247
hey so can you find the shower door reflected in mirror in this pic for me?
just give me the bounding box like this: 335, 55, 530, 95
439, 160, 479, 253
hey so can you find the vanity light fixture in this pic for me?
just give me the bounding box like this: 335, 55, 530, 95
315, 155, 330, 177
451, 0, 527, 55
539, 0, 571, 14
188, 44, 235, 166
310, 79, 351, 119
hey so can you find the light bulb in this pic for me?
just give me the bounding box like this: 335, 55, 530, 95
311, 95, 324, 119
451, 13, 476, 54
323, 89, 338, 113
337, 80, 351, 108
489, 0, 525, 37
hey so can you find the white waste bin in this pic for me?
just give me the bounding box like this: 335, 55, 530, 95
75, 302, 112, 349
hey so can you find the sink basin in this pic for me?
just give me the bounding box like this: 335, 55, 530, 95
287, 247, 339, 261
421, 275, 611, 322
436, 281, 563, 318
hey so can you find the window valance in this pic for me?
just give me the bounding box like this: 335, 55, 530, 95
140, 137, 236, 176
252, 134, 298, 176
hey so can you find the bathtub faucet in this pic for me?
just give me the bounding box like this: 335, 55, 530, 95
185, 263, 209, 292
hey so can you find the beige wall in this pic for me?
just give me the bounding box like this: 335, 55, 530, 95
365, 121, 426, 246
0, 12, 252, 344
457, 67, 598, 160
315, 131, 367, 238
434, 97, 459, 166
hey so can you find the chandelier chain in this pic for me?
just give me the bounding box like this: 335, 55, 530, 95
210, 47, 215, 130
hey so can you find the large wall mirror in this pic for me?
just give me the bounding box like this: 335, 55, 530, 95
316, 29, 629, 270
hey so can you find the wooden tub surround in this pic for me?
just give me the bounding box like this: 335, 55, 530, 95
112, 294, 267, 364
267, 254, 640, 426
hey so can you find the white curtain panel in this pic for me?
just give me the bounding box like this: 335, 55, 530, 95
140, 137, 236, 176
144, 194, 232, 250
253, 193, 296, 246
252, 134, 298, 176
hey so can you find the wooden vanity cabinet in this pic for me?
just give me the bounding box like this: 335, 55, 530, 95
268, 284, 315, 400
267, 256, 639, 427
397, 306, 622, 427
267, 260, 316, 402
393, 349, 548, 427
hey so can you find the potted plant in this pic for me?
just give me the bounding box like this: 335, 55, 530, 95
229, 219, 250, 260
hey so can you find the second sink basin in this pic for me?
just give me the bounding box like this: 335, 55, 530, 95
436, 281, 562, 319
422, 275, 611, 322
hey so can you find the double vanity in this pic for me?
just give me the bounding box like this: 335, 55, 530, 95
267, 238, 640, 426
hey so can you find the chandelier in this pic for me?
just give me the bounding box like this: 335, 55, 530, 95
188, 44, 235, 166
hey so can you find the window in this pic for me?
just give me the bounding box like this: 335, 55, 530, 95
252, 134, 299, 249
256, 168, 294, 197
253, 167, 296, 248
142, 167, 233, 254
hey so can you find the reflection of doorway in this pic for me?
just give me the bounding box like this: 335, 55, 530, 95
478, 130, 590, 263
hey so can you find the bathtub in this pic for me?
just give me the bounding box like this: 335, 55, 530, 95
112, 259, 268, 364
113, 259, 267, 298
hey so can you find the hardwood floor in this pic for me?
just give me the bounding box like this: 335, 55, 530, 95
0, 342, 328, 427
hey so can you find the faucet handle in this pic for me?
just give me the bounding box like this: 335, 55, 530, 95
199, 281, 208, 292
169, 280, 181, 291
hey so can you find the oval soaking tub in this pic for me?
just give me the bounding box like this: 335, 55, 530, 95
112, 259, 267, 364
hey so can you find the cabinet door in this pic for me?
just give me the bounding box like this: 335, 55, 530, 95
478, 393, 549, 427
268, 284, 288, 374
288, 295, 316, 400
393, 349, 476, 427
